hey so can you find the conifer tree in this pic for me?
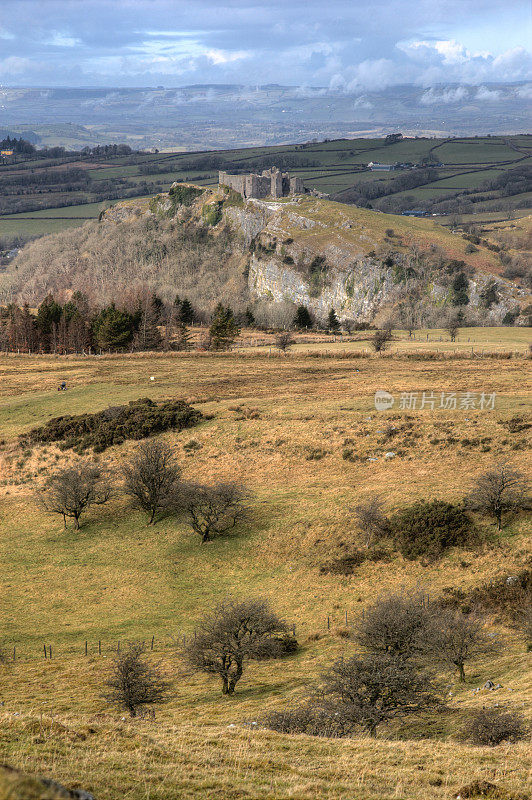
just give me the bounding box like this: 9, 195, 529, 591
208, 304, 240, 351
327, 307, 340, 332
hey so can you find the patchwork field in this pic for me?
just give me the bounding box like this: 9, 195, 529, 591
0, 339, 530, 799
1, 134, 531, 241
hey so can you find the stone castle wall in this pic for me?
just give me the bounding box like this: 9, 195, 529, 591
219, 167, 304, 200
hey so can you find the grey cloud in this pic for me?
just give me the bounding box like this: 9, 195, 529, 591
0, 0, 529, 88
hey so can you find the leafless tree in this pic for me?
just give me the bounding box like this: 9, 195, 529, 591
466, 461, 530, 530
445, 318, 460, 342
39, 462, 113, 529
317, 654, 440, 737
103, 642, 170, 717
371, 328, 392, 353
183, 598, 288, 694
422, 608, 499, 682
122, 440, 181, 524
354, 592, 431, 661
353, 495, 391, 548
178, 481, 249, 543
274, 332, 295, 353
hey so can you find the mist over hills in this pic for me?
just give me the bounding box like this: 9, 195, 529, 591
1, 82, 530, 150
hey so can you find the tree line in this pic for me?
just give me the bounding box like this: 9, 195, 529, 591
0, 291, 198, 353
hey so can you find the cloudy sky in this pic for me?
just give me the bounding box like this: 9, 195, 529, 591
0, 0, 530, 89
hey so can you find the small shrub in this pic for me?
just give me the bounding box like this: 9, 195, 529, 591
306, 448, 327, 461
168, 184, 203, 207
465, 707, 527, 746
440, 570, 532, 622
103, 642, 170, 717
264, 706, 347, 737
388, 500, 473, 560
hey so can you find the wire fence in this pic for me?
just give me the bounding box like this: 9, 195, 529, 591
7, 595, 436, 663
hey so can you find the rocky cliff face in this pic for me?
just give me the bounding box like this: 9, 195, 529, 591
219, 194, 528, 324
8, 183, 526, 322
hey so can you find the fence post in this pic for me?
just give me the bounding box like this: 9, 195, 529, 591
13, 646, 15, 661
44, 644, 47, 659
98, 640, 101, 656
151, 636, 154, 650
85, 640, 88, 656
345, 610, 348, 625
327, 615, 330, 630
49, 645, 52, 659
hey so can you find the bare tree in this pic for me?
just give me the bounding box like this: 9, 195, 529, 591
354, 592, 430, 661
353, 495, 390, 548
103, 642, 170, 717
122, 440, 181, 524
317, 654, 440, 737
422, 609, 499, 682
466, 462, 530, 530
178, 481, 249, 543
445, 318, 460, 342
274, 332, 295, 353
39, 462, 112, 529
184, 598, 288, 694
371, 329, 392, 353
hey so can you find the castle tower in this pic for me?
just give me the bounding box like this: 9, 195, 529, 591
270, 168, 283, 199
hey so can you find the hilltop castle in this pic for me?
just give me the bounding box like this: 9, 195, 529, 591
219, 167, 305, 200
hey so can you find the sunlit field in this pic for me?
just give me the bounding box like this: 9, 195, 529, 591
0, 340, 530, 799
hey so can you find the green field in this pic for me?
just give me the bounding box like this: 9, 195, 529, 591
1, 134, 531, 240
0, 345, 530, 799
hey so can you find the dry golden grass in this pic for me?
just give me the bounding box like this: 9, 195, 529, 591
0, 347, 530, 799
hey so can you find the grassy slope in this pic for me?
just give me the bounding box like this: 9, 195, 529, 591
242, 193, 511, 279
0, 346, 531, 799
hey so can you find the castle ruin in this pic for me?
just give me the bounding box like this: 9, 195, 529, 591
219, 167, 305, 200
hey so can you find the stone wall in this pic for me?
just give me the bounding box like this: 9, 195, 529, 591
219, 167, 304, 199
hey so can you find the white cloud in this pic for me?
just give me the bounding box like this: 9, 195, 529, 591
515, 83, 532, 99
419, 86, 469, 105
475, 86, 501, 101
46, 31, 81, 48
354, 95, 373, 109
329, 59, 397, 93
204, 49, 248, 65
0, 56, 34, 76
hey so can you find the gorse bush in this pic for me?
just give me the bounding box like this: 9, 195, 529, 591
24, 397, 202, 453
388, 500, 473, 560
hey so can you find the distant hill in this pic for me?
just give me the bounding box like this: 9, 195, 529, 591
0, 82, 530, 150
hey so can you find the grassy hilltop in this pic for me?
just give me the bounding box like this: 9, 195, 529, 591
0, 339, 531, 799
1, 133, 531, 241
